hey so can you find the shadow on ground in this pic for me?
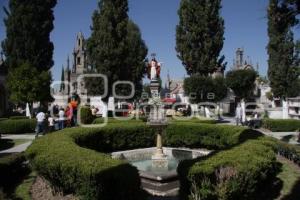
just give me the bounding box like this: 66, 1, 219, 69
281, 135, 294, 143
0, 139, 14, 151
281, 178, 300, 200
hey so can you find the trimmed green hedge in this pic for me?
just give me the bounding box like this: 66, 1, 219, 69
277, 141, 300, 166
262, 119, 300, 132
178, 138, 278, 200
9, 116, 29, 120
92, 117, 144, 125
165, 124, 253, 150
92, 117, 216, 125
0, 119, 36, 134
26, 127, 146, 200
0, 118, 8, 122
26, 123, 277, 200
79, 106, 95, 124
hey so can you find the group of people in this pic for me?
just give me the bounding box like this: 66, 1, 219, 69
235, 103, 261, 127
35, 100, 78, 138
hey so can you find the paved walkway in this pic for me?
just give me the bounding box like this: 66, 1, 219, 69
258, 129, 300, 145
0, 134, 35, 154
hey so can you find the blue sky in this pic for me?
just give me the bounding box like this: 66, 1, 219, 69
0, 0, 299, 83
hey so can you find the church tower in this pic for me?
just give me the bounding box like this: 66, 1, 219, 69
73, 32, 86, 74
235, 48, 244, 69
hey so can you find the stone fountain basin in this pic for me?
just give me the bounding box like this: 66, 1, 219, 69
111, 147, 211, 196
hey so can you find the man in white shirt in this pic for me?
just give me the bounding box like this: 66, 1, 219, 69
35, 110, 45, 138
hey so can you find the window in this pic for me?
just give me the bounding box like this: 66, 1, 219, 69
77, 57, 81, 65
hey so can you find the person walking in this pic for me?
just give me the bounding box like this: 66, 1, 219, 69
235, 103, 242, 126
35, 109, 45, 138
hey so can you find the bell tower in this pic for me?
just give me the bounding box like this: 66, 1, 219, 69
73, 32, 86, 74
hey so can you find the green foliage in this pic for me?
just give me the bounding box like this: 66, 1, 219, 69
26, 128, 146, 200
2, 0, 56, 103
165, 124, 253, 150
79, 106, 95, 124
184, 75, 227, 103
262, 119, 300, 131
267, 0, 300, 98
0, 119, 36, 134
7, 62, 52, 103
9, 116, 29, 120
226, 69, 258, 99
87, 0, 147, 101
26, 122, 276, 200
277, 141, 300, 165
176, 0, 225, 75
0, 118, 8, 122
178, 138, 278, 200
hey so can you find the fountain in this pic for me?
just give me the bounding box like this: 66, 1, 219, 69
111, 55, 211, 196
147, 75, 169, 170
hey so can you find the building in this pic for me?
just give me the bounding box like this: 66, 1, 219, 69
0, 52, 8, 117
62, 32, 89, 96
54, 32, 90, 107
288, 97, 300, 119
232, 48, 258, 71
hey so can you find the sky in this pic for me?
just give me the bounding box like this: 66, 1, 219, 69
0, 0, 299, 84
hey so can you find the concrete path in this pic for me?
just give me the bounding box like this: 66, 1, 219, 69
0, 134, 35, 154
1, 134, 35, 140
0, 141, 32, 154
258, 129, 299, 145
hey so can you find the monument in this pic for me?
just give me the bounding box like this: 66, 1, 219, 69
147, 54, 168, 169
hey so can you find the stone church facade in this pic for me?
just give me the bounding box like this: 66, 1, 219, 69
55, 32, 90, 106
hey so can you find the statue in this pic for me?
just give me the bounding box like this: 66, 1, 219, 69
147, 57, 161, 80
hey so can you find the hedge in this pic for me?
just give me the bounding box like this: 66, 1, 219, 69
26, 127, 146, 200
276, 141, 300, 166
92, 117, 216, 125
26, 123, 253, 200
9, 116, 29, 120
0, 119, 36, 134
164, 124, 255, 150
92, 117, 145, 125
79, 106, 95, 124
262, 119, 300, 132
178, 138, 278, 200
0, 118, 8, 122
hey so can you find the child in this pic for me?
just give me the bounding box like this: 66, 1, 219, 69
48, 113, 55, 132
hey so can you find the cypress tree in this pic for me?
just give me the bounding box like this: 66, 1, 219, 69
87, 0, 147, 100
267, 0, 299, 99
60, 66, 65, 93
2, 0, 56, 103
176, 0, 225, 76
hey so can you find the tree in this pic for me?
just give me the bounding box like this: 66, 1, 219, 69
184, 76, 227, 103
2, 0, 56, 103
267, 0, 300, 99
86, 0, 147, 101
60, 66, 65, 93
7, 62, 51, 104
176, 0, 225, 76
226, 70, 258, 100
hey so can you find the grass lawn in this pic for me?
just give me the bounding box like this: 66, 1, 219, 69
0, 139, 31, 151
276, 156, 300, 200
14, 171, 37, 200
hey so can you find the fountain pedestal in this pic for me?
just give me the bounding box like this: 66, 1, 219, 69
148, 78, 169, 169
151, 126, 168, 169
